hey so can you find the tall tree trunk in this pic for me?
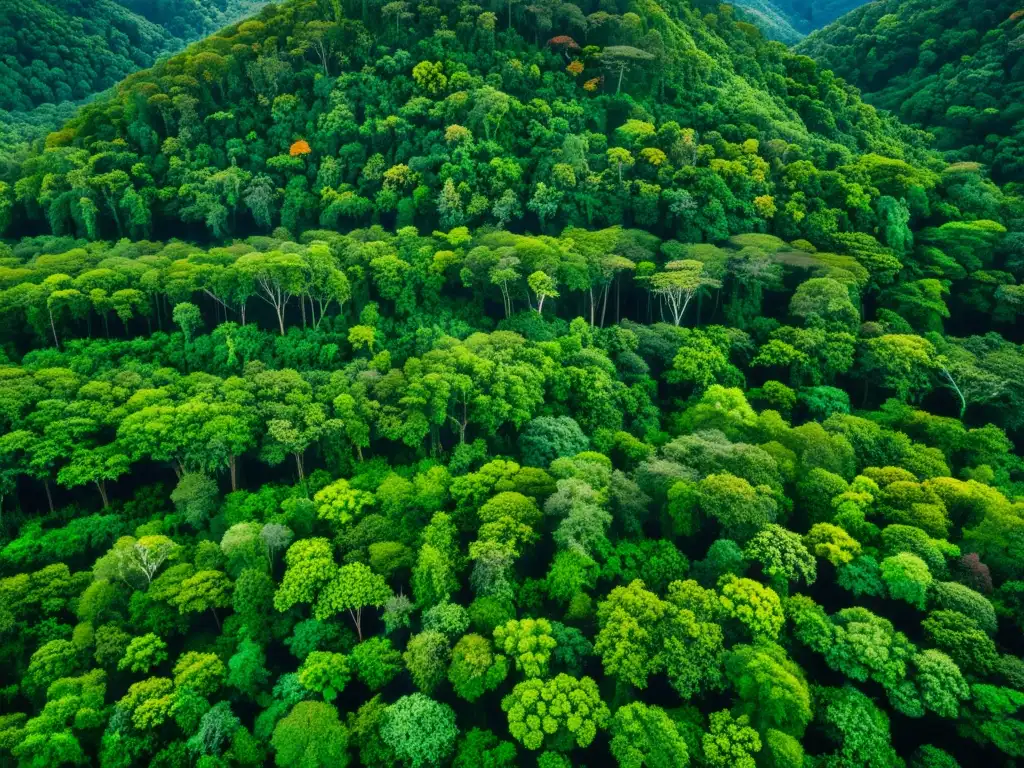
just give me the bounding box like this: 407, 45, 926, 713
43, 478, 55, 514
349, 607, 363, 641
48, 307, 60, 349
96, 480, 109, 509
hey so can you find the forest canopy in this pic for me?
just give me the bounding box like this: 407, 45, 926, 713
0, 0, 1023, 766
799, 0, 1024, 183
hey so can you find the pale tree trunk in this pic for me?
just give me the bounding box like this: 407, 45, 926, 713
95, 480, 109, 509
49, 307, 61, 349
348, 607, 363, 641
43, 478, 55, 514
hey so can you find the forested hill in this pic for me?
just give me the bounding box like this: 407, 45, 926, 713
0, 0, 266, 112
798, 0, 1024, 183
732, 0, 867, 42
2, 0, 1024, 766
4, 0, 936, 247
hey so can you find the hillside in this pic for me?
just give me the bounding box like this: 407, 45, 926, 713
1, 1, 1024, 767
5, 0, 935, 246
799, 0, 1024, 183
0, 0, 266, 112
733, 0, 867, 41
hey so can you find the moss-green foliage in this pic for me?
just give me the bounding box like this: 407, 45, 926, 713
0, 0, 266, 112
0, 0, 1023, 766
800, 0, 1024, 182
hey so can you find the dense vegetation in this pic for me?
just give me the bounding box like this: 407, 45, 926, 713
733, 0, 865, 42
0, 0, 1023, 767
0, 0, 266, 112
799, 0, 1024, 184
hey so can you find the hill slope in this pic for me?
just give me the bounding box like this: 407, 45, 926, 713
799, 0, 1024, 182
0, 0, 266, 112
0, 1, 1023, 767
733, 0, 867, 42
4, 0, 934, 246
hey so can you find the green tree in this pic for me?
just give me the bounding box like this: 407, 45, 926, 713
298, 651, 351, 701
271, 701, 350, 768
609, 702, 689, 768
118, 633, 168, 674
702, 710, 761, 768
501, 674, 609, 751
448, 633, 509, 702
381, 694, 459, 767
314, 562, 392, 640
493, 618, 557, 679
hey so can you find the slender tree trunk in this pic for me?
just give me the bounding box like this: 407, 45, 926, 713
210, 607, 221, 631
348, 607, 363, 641
43, 478, 55, 513
294, 453, 305, 482
96, 480, 109, 509
48, 307, 60, 349
229, 454, 238, 492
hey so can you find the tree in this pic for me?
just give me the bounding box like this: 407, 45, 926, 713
56, 446, 129, 508
298, 651, 351, 701
790, 277, 859, 330
880, 553, 932, 609
649, 260, 720, 326
609, 702, 689, 768
922, 610, 998, 676
599, 46, 656, 94
527, 271, 559, 313
493, 617, 557, 678
381, 694, 459, 768
718, 575, 785, 643
404, 630, 451, 694
910, 649, 969, 719
501, 674, 609, 751
724, 643, 812, 737
351, 636, 402, 691
860, 334, 937, 402
814, 686, 902, 767
703, 710, 761, 768
172, 570, 233, 629
314, 479, 374, 529
698, 473, 778, 542
314, 562, 392, 640
743, 524, 816, 590
271, 701, 350, 768
274, 538, 337, 612
453, 728, 517, 768
186, 700, 240, 758
96, 535, 178, 589
804, 523, 862, 566
118, 633, 168, 673
594, 580, 669, 689
173, 651, 226, 697
172, 301, 203, 342
519, 416, 588, 468
236, 251, 309, 335
227, 638, 271, 699
826, 607, 915, 690
449, 633, 509, 702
